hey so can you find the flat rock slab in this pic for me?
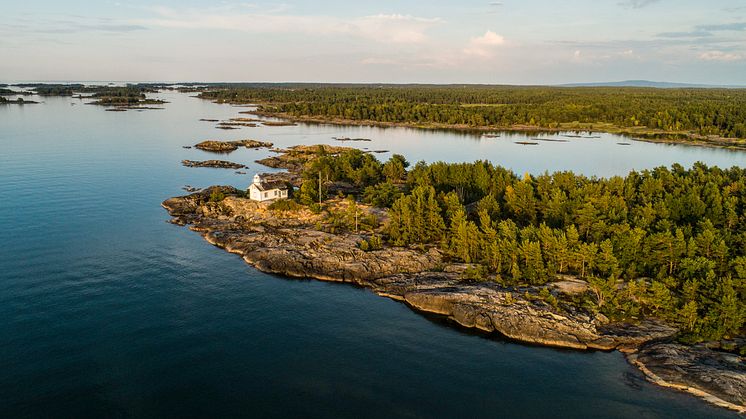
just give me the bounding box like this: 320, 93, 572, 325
631, 343, 746, 412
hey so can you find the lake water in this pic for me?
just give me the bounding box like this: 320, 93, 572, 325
1, 91, 743, 418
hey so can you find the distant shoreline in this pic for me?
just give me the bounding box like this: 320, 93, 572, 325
239, 108, 746, 151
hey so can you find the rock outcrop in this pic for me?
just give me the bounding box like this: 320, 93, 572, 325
629, 343, 746, 413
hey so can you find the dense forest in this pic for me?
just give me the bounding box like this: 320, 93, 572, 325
288, 147, 745, 343
88, 88, 165, 106
199, 84, 746, 139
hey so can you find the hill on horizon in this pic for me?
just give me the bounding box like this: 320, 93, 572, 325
561, 80, 745, 88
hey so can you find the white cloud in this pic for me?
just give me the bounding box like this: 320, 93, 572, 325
138, 7, 441, 44
463, 30, 505, 57
699, 50, 743, 61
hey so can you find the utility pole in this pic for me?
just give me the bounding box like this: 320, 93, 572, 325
318, 170, 322, 205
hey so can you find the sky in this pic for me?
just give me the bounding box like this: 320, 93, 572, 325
1, 0, 746, 84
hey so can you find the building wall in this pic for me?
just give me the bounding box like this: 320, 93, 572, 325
248, 184, 288, 201
249, 185, 261, 201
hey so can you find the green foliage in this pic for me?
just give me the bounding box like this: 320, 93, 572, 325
209, 189, 225, 202
360, 213, 380, 232
358, 234, 384, 252
268, 199, 302, 211
462, 264, 489, 282
383, 154, 409, 182
200, 84, 746, 139
308, 203, 323, 214
538, 288, 559, 308
368, 234, 384, 250
363, 181, 402, 207
387, 185, 445, 246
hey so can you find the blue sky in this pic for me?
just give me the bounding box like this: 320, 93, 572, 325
2, 0, 745, 84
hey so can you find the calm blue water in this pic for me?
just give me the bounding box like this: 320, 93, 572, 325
1, 91, 743, 418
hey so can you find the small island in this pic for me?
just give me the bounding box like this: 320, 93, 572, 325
0, 96, 39, 105
181, 160, 246, 169
164, 144, 746, 413
194, 139, 273, 153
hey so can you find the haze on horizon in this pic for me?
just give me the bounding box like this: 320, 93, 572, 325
2, 0, 745, 85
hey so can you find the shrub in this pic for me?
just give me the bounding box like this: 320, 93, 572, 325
368, 234, 383, 250
269, 199, 302, 211
209, 189, 225, 202
359, 234, 383, 252
309, 203, 323, 214
463, 264, 488, 281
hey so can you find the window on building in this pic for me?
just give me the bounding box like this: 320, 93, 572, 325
264, 192, 267, 198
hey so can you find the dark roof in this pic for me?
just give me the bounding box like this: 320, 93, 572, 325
253, 181, 288, 191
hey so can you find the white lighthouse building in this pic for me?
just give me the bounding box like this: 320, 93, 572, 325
248, 174, 289, 202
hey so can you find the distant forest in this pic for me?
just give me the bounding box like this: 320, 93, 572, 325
199, 84, 746, 139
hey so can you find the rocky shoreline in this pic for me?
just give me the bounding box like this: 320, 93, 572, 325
162, 186, 745, 413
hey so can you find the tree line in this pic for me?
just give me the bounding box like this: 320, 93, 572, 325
199, 84, 746, 139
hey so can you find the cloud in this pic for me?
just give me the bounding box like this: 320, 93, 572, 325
618, 0, 661, 9
698, 22, 746, 32
657, 30, 712, 38
139, 7, 441, 44
0, 18, 146, 35
658, 21, 746, 38
463, 30, 505, 57
699, 50, 743, 61
35, 23, 146, 34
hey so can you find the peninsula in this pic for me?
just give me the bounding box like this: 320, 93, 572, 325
164, 144, 745, 412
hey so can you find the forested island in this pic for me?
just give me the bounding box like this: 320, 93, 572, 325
165, 143, 745, 412
197, 84, 746, 148
6, 83, 166, 109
